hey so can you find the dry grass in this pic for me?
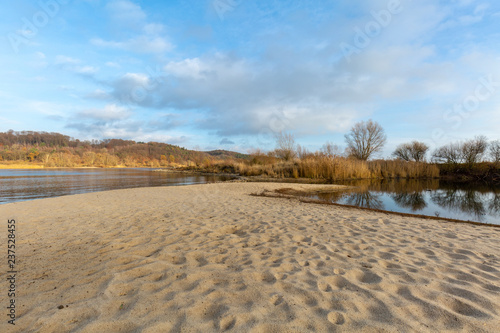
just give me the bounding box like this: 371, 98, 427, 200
197, 156, 439, 180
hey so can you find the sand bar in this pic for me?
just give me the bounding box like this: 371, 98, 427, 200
0, 182, 499, 332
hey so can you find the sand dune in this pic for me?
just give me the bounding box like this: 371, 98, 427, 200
1, 182, 499, 332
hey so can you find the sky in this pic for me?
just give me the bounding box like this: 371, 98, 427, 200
1, 0, 499, 156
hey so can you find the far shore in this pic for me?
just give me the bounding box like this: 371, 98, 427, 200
0, 163, 46, 169
0, 163, 189, 170
0, 164, 128, 169
1, 161, 498, 185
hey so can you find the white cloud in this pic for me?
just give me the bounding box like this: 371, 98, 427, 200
27, 101, 68, 117
47, 0, 500, 146
126, 73, 151, 85
105, 29, 498, 140
438, 1, 489, 29
55, 55, 80, 65
58, 85, 75, 91
143, 23, 165, 35
164, 58, 210, 80
86, 89, 111, 100
78, 104, 131, 121
474, 3, 490, 14
75, 66, 99, 75
132, 134, 189, 145
30, 52, 48, 68
106, 0, 146, 26
105, 61, 120, 68
54, 55, 98, 76
94, 1, 172, 54
91, 35, 172, 54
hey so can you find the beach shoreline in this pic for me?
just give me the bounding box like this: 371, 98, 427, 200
253, 188, 500, 228
0, 164, 113, 169
1, 182, 499, 332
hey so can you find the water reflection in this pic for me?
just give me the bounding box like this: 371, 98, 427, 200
431, 189, 486, 220
316, 191, 383, 210
307, 179, 500, 224
392, 192, 427, 212
344, 192, 384, 210
489, 194, 500, 215
336, 178, 440, 193
430, 183, 500, 221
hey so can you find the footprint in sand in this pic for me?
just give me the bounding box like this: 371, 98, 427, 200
327, 311, 345, 325
317, 280, 331, 292
269, 294, 284, 305
220, 316, 236, 330
347, 269, 382, 284
253, 271, 277, 284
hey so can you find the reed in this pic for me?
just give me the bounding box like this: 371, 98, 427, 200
203, 156, 440, 180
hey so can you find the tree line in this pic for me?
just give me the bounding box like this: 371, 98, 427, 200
2, 125, 499, 181
241, 119, 499, 181
274, 119, 500, 167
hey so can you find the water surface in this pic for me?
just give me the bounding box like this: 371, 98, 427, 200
306, 179, 500, 225
0, 168, 233, 204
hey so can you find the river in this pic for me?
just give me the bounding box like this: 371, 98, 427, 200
0, 168, 233, 204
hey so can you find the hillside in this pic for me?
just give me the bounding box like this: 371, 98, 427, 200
205, 149, 250, 160
0, 130, 247, 168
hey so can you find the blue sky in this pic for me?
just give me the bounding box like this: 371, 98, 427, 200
1, 0, 499, 156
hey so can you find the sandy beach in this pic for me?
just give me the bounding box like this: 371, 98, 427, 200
1, 182, 499, 332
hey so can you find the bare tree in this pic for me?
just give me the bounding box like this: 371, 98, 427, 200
274, 131, 296, 161
321, 141, 341, 158
296, 144, 311, 159
461, 136, 488, 168
393, 141, 429, 162
432, 136, 488, 168
410, 141, 429, 162
393, 144, 411, 161
490, 140, 500, 164
432, 143, 463, 164
344, 120, 386, 160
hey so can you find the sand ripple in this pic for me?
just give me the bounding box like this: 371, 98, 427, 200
0, 182, 499, 332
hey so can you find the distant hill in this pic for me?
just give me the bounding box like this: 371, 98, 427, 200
0, 130, 248, 167
205, 150, 250, 160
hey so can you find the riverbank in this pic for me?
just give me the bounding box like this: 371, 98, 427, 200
0, 163, 125, 169
0, 163, 46, 169
3, 160, 498, 186
0, 183, 499, 332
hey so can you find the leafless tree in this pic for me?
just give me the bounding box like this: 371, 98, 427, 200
296, 144, 311, 159
274, 131, 296, 161
321, 141, 341, 158
393, 141, 429, 162
489, 140, 500, 164
393, 144, 411, 161
432, 136, 488, 168
344, 120, 386, 160
432, 142, 463, 164
461, 136, 488, 168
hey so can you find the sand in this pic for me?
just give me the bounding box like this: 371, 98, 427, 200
0, 164, 45, 169
0, 182, 499, 332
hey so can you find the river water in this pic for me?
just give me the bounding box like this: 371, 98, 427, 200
0, 168, 233, 204
308, 179, 500, 225
1, 170, 498, 224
